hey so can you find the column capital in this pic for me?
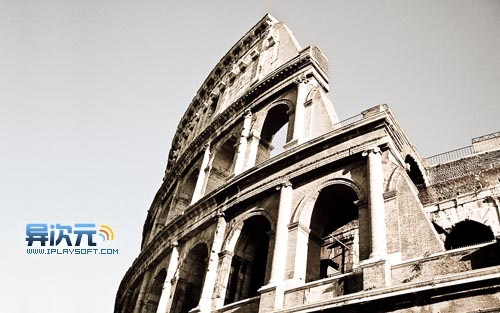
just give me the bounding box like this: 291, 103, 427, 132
362, 146, 381, 156
276, 178, 292, 190
203, 142, 211, 150
293, 73, 310, 85
243, 109, 252, 119
214, 211, 226, 222
218, 249, 234, 259
169, 241, 178, 249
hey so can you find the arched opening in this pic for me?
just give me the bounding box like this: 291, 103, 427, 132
257, 103, 290, 164
445, 220, 494, 250
306, 184, 360, 282
405, 155, 425, 186
225, 215, 272, 304
122, 283, 140, 313
171, 244, 208, 313
206, 136, 238, 194
144, 269, 167, 312
177, 167, 199, 210
150, 194, 174, 240
129, 288, 140, 313
269, 122, 288, 158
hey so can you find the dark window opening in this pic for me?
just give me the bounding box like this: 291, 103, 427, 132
405, 155, 425, 186
123, 284, 140, 313
177, 168, 199, 209
445, 220, 494, 250
206, 136, 238, 194
225, 216, 271, 304
171, 244, 208, 313
144, 269, 167, 312
306, 185, 359, 282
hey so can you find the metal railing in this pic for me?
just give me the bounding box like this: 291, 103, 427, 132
425, 146, 474, 166
472, 131, 500, 144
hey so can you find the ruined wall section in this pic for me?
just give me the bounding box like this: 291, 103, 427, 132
418, 146, 500, 250
383, 150, 443, 262
390, 173, 444, 259
420, 149, 500, 204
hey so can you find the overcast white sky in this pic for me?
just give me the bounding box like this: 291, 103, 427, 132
1, 1, 499, 312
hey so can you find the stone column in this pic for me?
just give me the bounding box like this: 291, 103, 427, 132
213, 250, 234, 309
269, 181, 293, 284
191, 143, 211, 204
233, 110, 252, 175
245, 131, 261, 170
363, 147, 387, 260
198, 213, 227, 312
158, 243, 179, 313
260, 180, 293, 311
287, 222, 311, 286
133, 269, 152, 313
291, 75, 310, 146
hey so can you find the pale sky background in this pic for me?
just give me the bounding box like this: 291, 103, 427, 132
1, 1, 499, 312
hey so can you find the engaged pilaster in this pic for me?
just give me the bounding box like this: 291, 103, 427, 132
260, 180, 293, 311
233, 110, 252, 175
363, 146, 387, 260
269, 180, 293, 284
213, 250, 234, 309
287, 222, 311, 286
158, 242, 179, 313
198, 213, 227, 312
191, 143, 211, 204
290, 75, 309, 146
133, 269, 152, 313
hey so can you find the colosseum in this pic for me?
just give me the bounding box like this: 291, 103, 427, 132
115, 14, 500, 313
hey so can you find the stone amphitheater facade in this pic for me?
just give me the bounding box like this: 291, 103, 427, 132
115, 15, 500, 313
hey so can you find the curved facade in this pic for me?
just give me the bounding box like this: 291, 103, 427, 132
116, 15, 500, 313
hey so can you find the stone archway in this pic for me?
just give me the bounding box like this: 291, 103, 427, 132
170, 243, 209, 313
206, 136, 238, 194
224, 215, 272, 304
305, 184, 361, 282
445, 220, 494, 250
256, 101, 291, 164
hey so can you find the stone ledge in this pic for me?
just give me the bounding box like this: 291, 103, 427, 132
274, 265, 500, 313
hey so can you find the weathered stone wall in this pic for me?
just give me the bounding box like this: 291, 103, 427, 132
283, 272, 363, 308
426, 190, 500, 239
391, 241, 499, 285
393, 174, 443, 259
421, 149, 500, 204
215, 297, 260, 313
